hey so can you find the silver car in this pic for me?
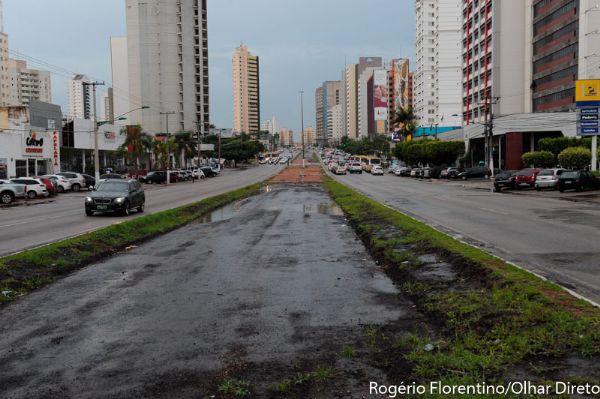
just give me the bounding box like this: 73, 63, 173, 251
57, 172, 87, 192
535, 169, 565, 191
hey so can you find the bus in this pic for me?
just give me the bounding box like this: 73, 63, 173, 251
360, 156, 381, 173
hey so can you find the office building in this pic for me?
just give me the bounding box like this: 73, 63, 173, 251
126, 0, 210, 134
233, 44, 260, 134
315, 80, 341, 145
343, 64, 359, 139
327, 104, 344, 144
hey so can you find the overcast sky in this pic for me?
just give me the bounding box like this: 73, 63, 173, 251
5, 0, 414, 138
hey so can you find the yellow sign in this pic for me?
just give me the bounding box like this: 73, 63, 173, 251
576, 80, 600, 102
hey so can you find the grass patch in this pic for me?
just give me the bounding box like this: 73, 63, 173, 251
340, 345, 357, 358
324, 176, 600, 383
217, 377, 252, 398
268, 364, 333, 395
0, 183, 264, 305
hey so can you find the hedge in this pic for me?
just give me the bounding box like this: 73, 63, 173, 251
521, 151, 556, 168
558, 147, 592, 169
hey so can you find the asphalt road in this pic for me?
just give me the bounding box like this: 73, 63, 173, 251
0, 165, 284, 257
330, 171, 600, 305
0, 185, 417, 398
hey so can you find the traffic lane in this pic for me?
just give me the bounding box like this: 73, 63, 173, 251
0, 185, 413, 398
0, 166, 284, 257
332, 172, 600, 304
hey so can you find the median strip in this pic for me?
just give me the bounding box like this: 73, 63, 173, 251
323, 175, 600, 386
0, 182, 265, 305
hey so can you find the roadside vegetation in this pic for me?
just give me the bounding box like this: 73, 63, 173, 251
324, 175, 600, 387
0, 182, 265, 304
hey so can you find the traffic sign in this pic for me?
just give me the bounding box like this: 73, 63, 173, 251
581, 121, 599, 128
581, 114, 599, 121
581, 128, 599, 135
581, 108, 598, 115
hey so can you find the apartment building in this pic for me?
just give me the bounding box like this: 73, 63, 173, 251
68, 74, 92, 120
315, 81, 341, 145
233, 44, 260, 134
7, 59, 52, 106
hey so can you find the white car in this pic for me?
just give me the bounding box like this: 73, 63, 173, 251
56, 172, 86, 192
190, 169, 206, 180
349, 163, 363, 174
10, 178, 49, 199
371, 165, 384, 176
43, 175, 73, 193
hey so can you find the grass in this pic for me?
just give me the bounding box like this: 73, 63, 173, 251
0, 182, 264, 304
217, 378, 252, 398
323, 175, 600, 384
268, 364, 333, 395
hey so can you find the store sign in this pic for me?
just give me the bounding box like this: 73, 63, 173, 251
52, 131, 60, 166
576, 80, 600, 103
23, 131, 45, 156
104, 131, 116, 141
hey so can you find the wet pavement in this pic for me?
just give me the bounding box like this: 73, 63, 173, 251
0, 185, 419, 398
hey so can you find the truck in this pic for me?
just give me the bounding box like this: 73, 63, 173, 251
0, 180, 26, 204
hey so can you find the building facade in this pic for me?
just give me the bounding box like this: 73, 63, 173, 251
6, 59, 52, 106
327, 104, 344, 144
233, 44, 260, 134
315, 81, 341, 145
279, 128, 294, 147
110, 37, 131, 126
0, 32, 9, 107
342, 64, 358, 139
302, 127, 315, 146
261, 116, 278, 135
126, 0, 210, 134
68, 74, 92, 120
579, 0, 600, 80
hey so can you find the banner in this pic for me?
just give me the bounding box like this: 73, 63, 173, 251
373, 69, 388, 121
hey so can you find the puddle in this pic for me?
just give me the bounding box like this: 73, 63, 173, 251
303, 203, 344, 216
198, 201, 243, 224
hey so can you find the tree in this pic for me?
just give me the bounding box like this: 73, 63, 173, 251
173, 131, 196, 168
118, 125, 153, 170
392, 107, 417, 140
558, 147, 592, 169
394, 140, 465, 166
538, 137, 592, 156
521, 151, 555, 168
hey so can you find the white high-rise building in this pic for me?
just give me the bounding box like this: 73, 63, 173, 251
110, 37, 130, 126
7, 59, 52, 106
126, 0, 209, 134
415, 0, 463, 128
68, 74, 92, 119
327, 104, 344, 144
261, 116, 279, 135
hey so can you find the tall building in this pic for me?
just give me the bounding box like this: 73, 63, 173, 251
315, 80, 342, 145
101, 89, 114, 123
415, 0, 462, 128
279, 128, 294, 146
6, 59, 52, 106
68, 74, 92, 120
126, 0, 210, 134
110, 37, 130, 126
408, 72, 414, 109
302, 127, 315, 146
358, 66, 385, 137
0, 32, 9, 106
462, 0, 530, 125
261, 116, 278, 135
233, 44, 260, 134
579, 0, 600, 80
343, 64, 359, 139
328, 104, 344, 144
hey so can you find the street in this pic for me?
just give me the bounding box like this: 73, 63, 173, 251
329, 171, 600, 304
0, 184, 418, 398
0, 165, 284, 257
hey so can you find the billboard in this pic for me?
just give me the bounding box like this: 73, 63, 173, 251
373, 69, 388, 121
392, 59, 410, 113
576, 80, 600, 103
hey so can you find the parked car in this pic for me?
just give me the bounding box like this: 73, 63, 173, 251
457, 166, 491, 180
56, 172, 87, 192
191, 169, 206, 180
0, 180, 26, 204
81, 174, 96, 190
371, 165, 384, 176
534, 169, 565, 191
333, 164, 348, 175
42, 175, 72, 193
395, 167, 411, 177
85, 179, 145, 216
422, 167, 434, 178
349, 163, 363, 174
35, 176, 56, 196
446, 167, 464, 179
200, 166, 217, 178
558, 170, 600, 192
493, 170, 518, 192
515, 168, 541, 189
441, 167, 459, 179
388, 165, 399, 174
10, 178, 49, 199
410, 168, 422, 178
98, 173, 124, 184
141, 171, 167, 184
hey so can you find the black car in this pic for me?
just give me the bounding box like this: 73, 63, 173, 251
558, 170, 599, 192
201, 166, 217, 178
81, 174, 96, 190
141, 171, 167, 184
85, 179, 145, 216
446, 167, 464, 179
458, 166, 491, 180
493, 170, 517, 192
100, 173, 123, 181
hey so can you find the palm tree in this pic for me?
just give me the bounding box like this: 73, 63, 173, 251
119, 125, 153, 170
173, 131, 196, 168
392, 107, 417, 140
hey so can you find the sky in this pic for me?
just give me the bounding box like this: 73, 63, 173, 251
4, 0, 415, 139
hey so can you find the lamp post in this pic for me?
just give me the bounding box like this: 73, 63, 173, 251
161, 111, 176, 183
300, 90, 305, 164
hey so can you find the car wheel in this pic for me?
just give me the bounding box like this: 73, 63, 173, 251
1, 191, 14, 204
72, 184, 81, 192
138, 203, 145, 213
85, 209, 94, 217
27, 191, 37, 199
57, 186, 64, 193
122, 202, 131, 216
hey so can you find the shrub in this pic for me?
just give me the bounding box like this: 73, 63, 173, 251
394, 140, 465, 166
538, 137, 592, 156
521, 151, 555, 168
558, 147, 592, 169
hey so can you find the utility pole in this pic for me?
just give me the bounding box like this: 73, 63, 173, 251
83, 81, 105, 182
218, 131, 222, 171
300, 90, 305, 163
160, 111, 175, 184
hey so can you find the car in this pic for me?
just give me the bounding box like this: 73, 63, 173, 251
200, 166, 217, 178
35, 176, 56, 196
349, 163, 363, 174
56, 172, 87, 192
558, 170, 600, 192
493, 170, 518, 192
0, 180, 26, 204
440, 167, 459, 179
333, 164, 347, 175
98, 173, 124, 184
388, 165, 400, 174
371, 165, 384, 176
81, 174, 96, 190
535, 169, 566, 191
10, 178, 49, 199
85, 179, 145, 216
141, 171, 167, 184
410, 168, 422, 177
515, 168, 541, 189
457, 166, 491, 180
395, 167, 412, 177
191, 169, 206, 180
422, 167, 434, 178
42, 175, 72, 193
446, 167, 464, 179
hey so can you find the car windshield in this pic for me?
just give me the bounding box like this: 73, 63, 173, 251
97, 181, 129, 192
561, 172, 578, 178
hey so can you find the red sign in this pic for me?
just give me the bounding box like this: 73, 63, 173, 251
53, 131, 59, 166
25, 148, 43, 154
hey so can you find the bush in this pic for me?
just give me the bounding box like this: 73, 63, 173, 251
521, 151, 555, 168
538, 137, 592, 156
394, 140, 465, 166
558, 147, 592, 169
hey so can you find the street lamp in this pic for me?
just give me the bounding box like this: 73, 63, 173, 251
300, 90, 305, 164
161, 111, 176, 184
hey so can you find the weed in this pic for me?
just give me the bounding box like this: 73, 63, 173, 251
218, 378, 252, 398
340, 345, 357, 358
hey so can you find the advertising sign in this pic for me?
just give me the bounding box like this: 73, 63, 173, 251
576, 80, 600, 103
52, 131, 60, 168
23, 131, 46, 157
373, 69, 388, 121
577, 106, 600, 136
104, 131, 117, 141
392, 59, 409, 113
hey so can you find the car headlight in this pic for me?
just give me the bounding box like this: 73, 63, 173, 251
115, 197, 126, 204
85, 197, 93, 203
